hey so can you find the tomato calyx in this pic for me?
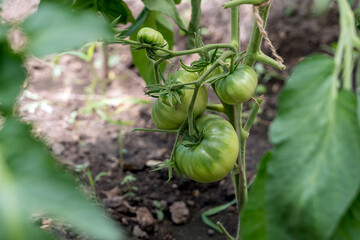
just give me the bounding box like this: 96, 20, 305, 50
146, 71, 195, 108
180, 128, 203, 148
179, 48, 221, 73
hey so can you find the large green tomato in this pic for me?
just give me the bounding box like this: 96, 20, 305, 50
215, 64, 258, 104
175, 114, 239, 183
151, 71, 208, 129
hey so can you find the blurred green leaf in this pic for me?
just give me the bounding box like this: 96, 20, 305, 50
267, 55, 360, 239
0, 117, 124, 240
0, 42, 26, 116
22, 3, 113, 57
358, 88, 360, 127
154, 13, 174, 49
130, 11, 171, 85
0, 25, 7, 41
42, 0, 74, 6
241, 152, 272, 240
312, 0, 333, 15
72, 0, 135, 24
119, 7, 149, 37
331, 192, 360, 240
201, 198, 236, 233
142, 0, 187, 32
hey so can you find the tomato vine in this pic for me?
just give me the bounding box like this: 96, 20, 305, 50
119, 0, 284, 238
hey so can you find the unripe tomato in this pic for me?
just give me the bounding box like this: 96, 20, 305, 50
137, 27, 166, 46
151, 71, 208, 130
155, 40, 169, 56
175, 114, 239, 183
137, 27, 169, 56
174, 0, 182, 4
215, 64, 258, 104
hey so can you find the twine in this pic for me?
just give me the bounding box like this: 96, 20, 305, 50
253, 0, 284, 67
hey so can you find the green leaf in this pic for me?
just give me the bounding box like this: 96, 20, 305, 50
119, 7, 149, 37
312, 0, 333, 15
72, 0, 135, 24
357, 87, 360, 128
154, 13, 174, 49
0, 25, 7, 41
0, 42, 26, 116
129, 11, 171, 85
267, 55, 360, 240
241, 152, 272, 240
22, 3, 113, 57
0, 117, 125, 240
331, 191, 360, 240
41, 0, 74, 6
142, 0, 187, 32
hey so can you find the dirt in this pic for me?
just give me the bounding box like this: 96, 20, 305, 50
3, 0, 340, 239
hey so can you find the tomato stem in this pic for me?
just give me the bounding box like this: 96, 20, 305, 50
244, 97, 264, 131
187, 86, 200, 137
113, 39, 237, 58
132, 128, 178, 133
153, 59, 165, 85
243, 3, 271, 67
223, 0, 268, 9
255, 52, 286, 70
217, 222, 235, 240
206, 104, 225, 113
230, 4, 240, 50
336, 0, 358, 91
188, 0, 202, 49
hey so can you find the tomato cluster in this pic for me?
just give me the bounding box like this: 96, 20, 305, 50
137, 27, 259, 183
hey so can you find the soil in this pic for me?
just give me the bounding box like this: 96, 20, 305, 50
3, 0, 339, 239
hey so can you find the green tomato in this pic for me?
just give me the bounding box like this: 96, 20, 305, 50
174, 0, 182, 4
215, 64, 258, 104
137, 27, 165, 46
175, 114, 239, 183
137, 27, 169, 56
154, 40, 169, 56
151, 71, 208, 130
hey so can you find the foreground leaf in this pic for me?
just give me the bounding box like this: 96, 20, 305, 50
357, 87, 360, 127
142, 0, 187, 32
267, 55, 360, 240
331, 191, 360, 240
241, 152, 272, 240
72, 0, 135, 24
0, 117, 124, 240
0, 42, 25, 116
22, 2, 113, 57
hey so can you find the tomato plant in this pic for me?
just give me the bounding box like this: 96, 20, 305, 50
119, 0, 286, 238
175, 114, 239, 183
120, 0, 360, 239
